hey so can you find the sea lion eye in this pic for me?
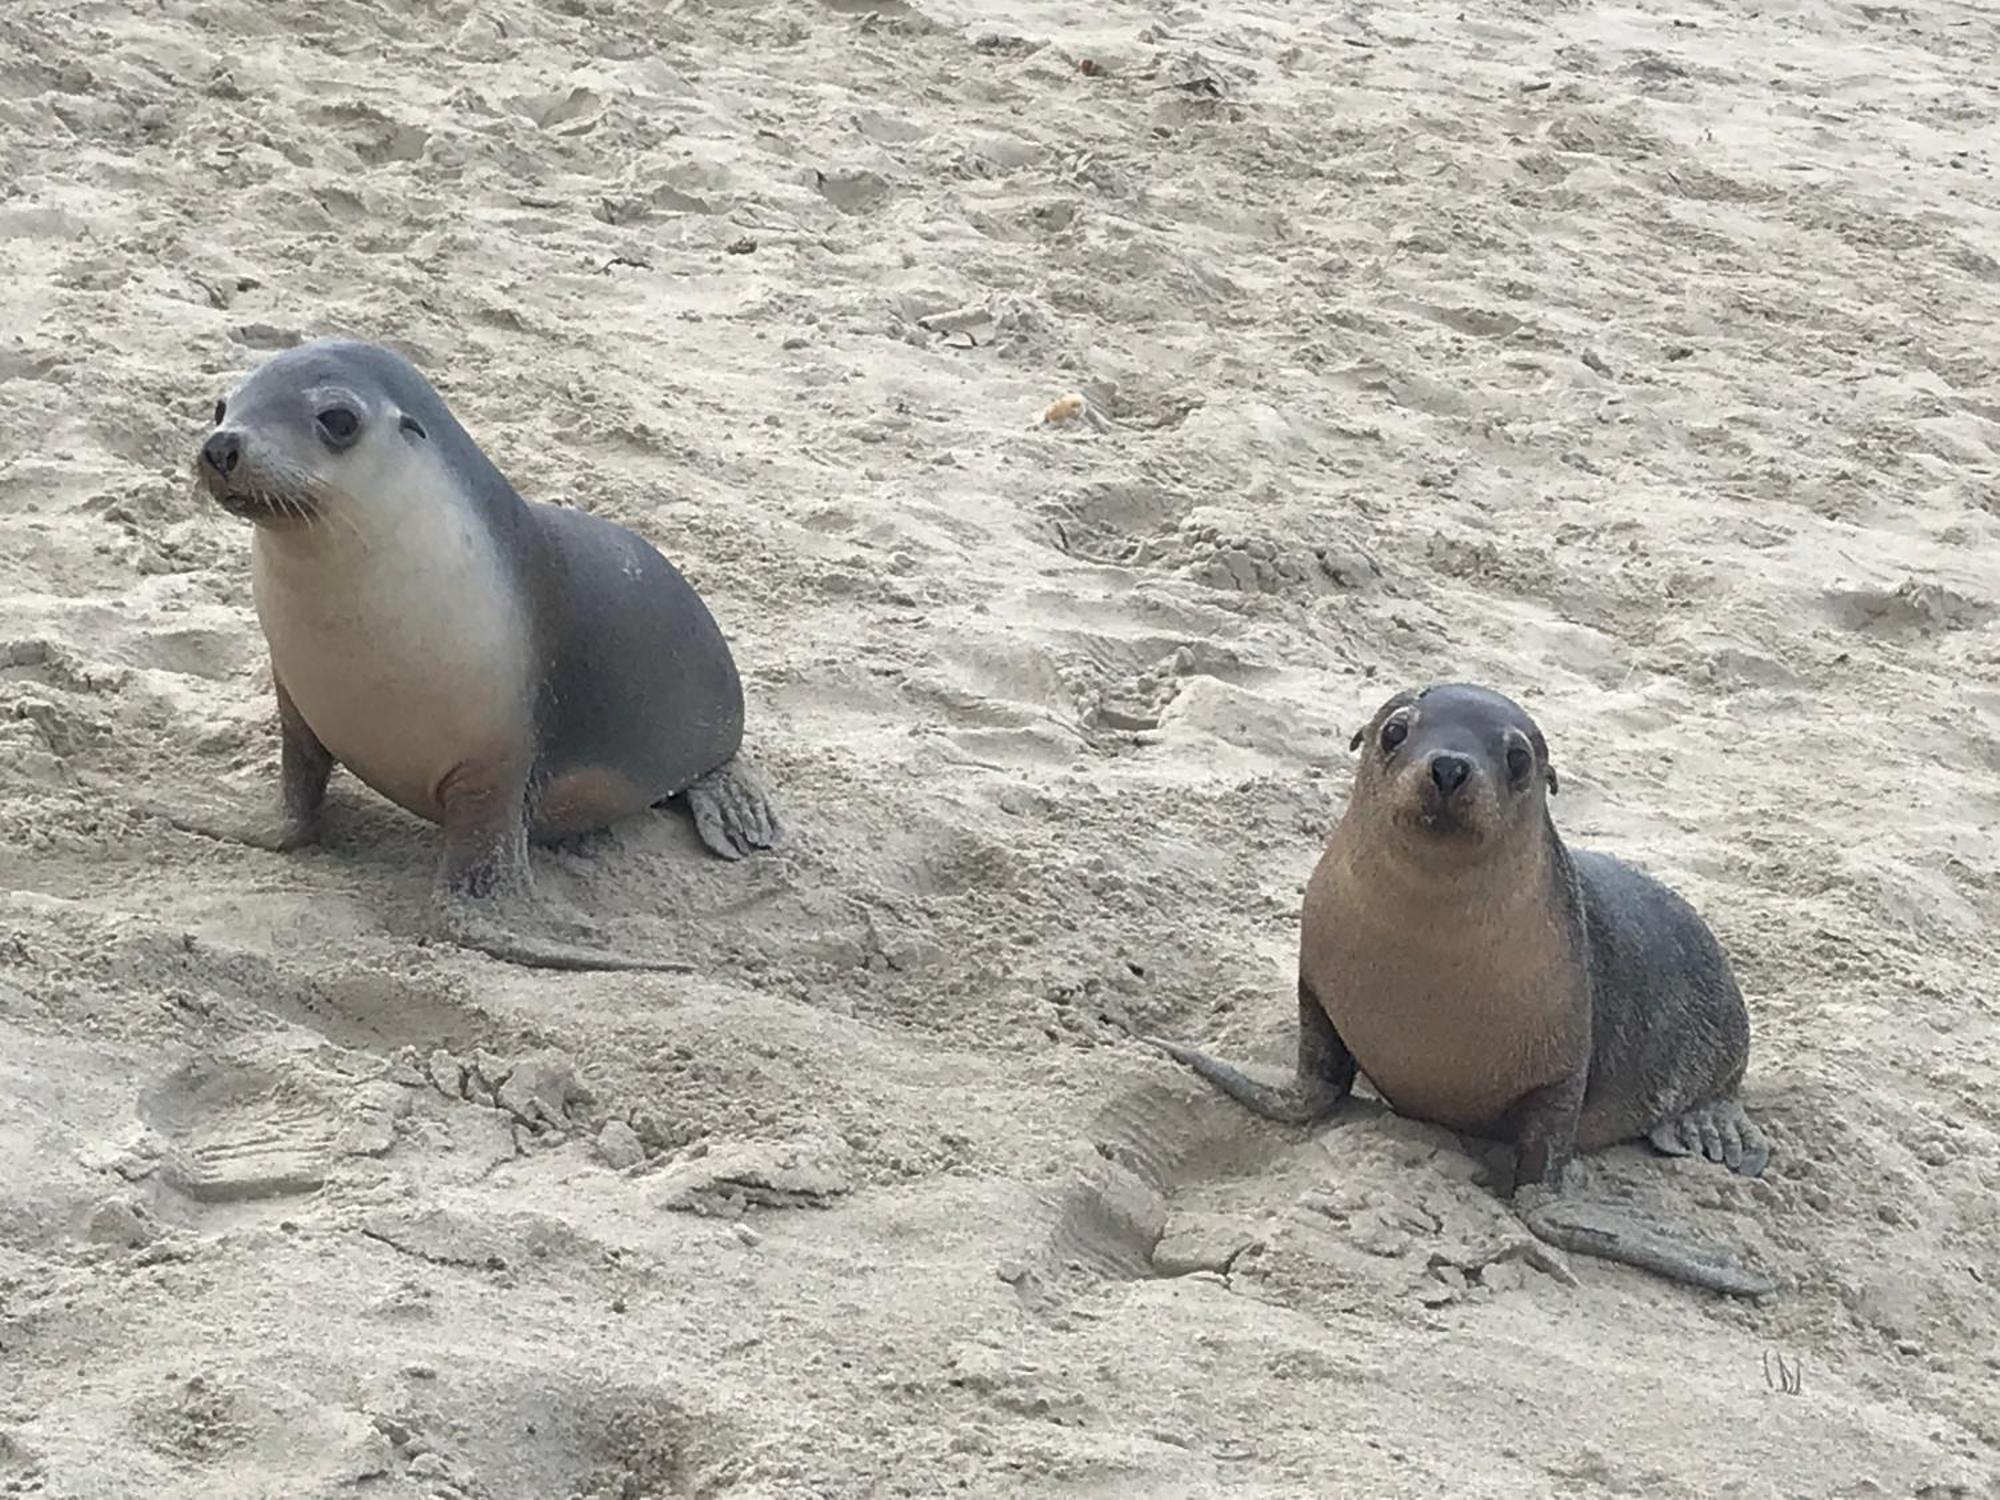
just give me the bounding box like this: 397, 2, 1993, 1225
316, 406, 361, 447
213, 399, 226, 425
1380, 718, 1408, 752
1506, 744, 1532, 782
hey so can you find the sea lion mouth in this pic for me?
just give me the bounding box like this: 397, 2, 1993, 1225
1408, 807, 1478, 838
207, 485, 322, 527
1396, 785, 1490, 843
197, 460, 323, 528
194, 424, 333, 528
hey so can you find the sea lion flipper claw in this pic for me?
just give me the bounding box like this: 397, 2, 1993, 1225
1647, 1118, 1695, 1158
684, 757, 780, 860
1649, 1100, 1768, 1178
1731, 1109, 1770, 1178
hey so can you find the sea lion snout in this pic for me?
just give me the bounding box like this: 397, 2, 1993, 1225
201, 430, 241, 477
1406, 755, 1493, 839
1428, 752, 1473, 796
196, 424, 257, 511
196, 424, 269, 510
195, 419, 323, 527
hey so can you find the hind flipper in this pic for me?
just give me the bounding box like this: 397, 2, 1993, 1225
1647, 1099, 1769, 1177
683, 756, 780, 860
1516, 1187, 1776, 1299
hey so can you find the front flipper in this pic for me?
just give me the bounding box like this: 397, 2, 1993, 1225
1515, 1186, 1777, 1299
145, 680, 333, 853
148, 801, 320, 855
271, 678, 334, 847
1507, 1072, 1587, 1191
682, 755, 780, 860
434, 754, 692, 974
1508, 1074, 1774, 1297
1144, 976, 1357, 1126
432, 894, 696, 975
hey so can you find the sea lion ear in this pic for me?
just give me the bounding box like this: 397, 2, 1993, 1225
1349, 726, 1365, 752
1545, 763, 1560, 796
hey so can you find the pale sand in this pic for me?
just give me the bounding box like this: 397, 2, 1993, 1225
2, 0, 1998, 1494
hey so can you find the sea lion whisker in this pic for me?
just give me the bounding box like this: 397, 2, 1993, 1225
287, 472, 374, 544
324, 496, 367, 545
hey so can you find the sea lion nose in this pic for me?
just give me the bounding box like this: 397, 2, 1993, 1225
201, 431, 241, 476
1430, 753, 1472, 796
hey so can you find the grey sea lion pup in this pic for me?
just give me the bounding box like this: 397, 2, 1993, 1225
1148, 683, 1775, 1298
189, 336, 778, 971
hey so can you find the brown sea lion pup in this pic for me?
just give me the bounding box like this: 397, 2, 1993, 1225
1148, 682, 1776, 1298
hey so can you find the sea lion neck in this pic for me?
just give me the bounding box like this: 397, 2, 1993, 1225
1323, 802, 1558, 914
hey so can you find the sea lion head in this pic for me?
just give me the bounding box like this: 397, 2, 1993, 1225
195, 338, 448, 529
1346, 682, 1558, 861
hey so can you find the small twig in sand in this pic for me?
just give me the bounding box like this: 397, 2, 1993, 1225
1762, 1350, 1804, 1395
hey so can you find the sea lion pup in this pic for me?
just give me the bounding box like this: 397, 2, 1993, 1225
190, 337, 778, 972
1148, 683, 1775, 1298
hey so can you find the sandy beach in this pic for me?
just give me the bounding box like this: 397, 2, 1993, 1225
2, 0, 1998, 1494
